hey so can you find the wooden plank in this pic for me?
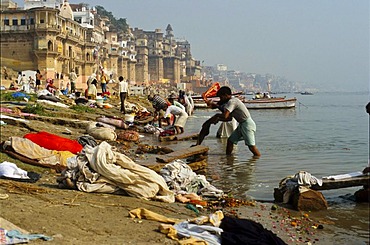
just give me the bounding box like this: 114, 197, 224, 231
311, 175, 369, 190
176, 132, 199, 141
158, 132, 199, 142
156, 145, 209, 163
158, 135, 176, 142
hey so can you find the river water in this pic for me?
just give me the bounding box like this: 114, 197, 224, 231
155, 91, 369, 244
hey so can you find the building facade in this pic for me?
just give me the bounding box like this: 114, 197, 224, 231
0, 0, 201, 90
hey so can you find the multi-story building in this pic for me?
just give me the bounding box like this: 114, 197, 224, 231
1, 0, 200, 90
0, 0, 98, 88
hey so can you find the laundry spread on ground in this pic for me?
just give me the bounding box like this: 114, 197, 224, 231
24, 131, 83, 154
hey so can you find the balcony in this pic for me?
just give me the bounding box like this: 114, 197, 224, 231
35, 23, 61, 32
1, 24, 36, 32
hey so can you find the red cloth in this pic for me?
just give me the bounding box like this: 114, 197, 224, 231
24, 131, 83, 154
202, 82, 220, 99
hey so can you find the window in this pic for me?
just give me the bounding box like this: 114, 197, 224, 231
21, 19, 26, 25
4, 18, 9, 26
40, 19, 44, 24
30, 18, 34, 24
12, 18, 18, 25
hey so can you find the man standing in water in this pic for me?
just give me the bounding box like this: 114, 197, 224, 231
207, 86, 261, 157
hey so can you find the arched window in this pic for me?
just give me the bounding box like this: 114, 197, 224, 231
48, 40, 53, 51
86, 52, 90, 61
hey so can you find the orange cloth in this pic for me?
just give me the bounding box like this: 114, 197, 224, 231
202, 82, 220, 99
24, 131, 83, 154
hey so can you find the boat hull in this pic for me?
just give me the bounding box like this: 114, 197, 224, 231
244, 98, 297, 109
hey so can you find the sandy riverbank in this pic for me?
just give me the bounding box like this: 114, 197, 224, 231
0, 88, 339, 244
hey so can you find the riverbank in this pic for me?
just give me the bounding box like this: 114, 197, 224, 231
0, 88, 341, 244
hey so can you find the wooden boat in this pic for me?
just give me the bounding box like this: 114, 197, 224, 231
192, 92, 243, 109
244, 97, 297, 109
193, 100, 208, 108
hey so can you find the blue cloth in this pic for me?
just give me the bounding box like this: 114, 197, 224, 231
62, 87, 69, 95
6, 229, 53, 242
11, 92, 30, 99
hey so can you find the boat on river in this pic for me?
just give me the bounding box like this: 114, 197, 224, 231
301, 91, 314, 95
243, 97, 297, 109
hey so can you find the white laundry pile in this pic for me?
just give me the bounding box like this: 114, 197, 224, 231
61, 141, 175, 203
277, 171, 323, 203
160, 160, 224, 198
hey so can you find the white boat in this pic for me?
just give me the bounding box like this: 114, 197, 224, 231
244, 97, 297, 109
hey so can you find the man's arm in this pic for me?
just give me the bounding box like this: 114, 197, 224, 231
211, 110, 231, 124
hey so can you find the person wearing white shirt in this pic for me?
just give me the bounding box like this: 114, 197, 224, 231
20, 74, 29, 93
118, 76, 129, 114
164, 105, 188, 134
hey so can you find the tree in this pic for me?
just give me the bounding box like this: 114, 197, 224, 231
95, 5, 129, 33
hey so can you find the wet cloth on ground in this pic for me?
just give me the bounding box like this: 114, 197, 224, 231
160, 160, 224, 198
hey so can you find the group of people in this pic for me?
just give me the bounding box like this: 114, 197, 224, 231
148, 90, 194, 135
13, 69, 74, 95
149, 86, 261, 157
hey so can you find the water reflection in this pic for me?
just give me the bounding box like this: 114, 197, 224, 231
207, 153, 258, 199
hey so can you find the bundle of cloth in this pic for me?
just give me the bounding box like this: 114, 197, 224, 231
58, 141, 175, 203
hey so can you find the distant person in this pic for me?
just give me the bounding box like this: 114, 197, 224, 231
61, 81, 70, 95
17, 72, 22, 85
69, 70, 77, 94
3, 67, 8, 80
178, 90, 193, 115
207, 86, 261, 157
19, 74, 29, 93
163, 104, 188, 134
118, 76, 129, 114
168, 94, 186, 111
28, 76, 35, 91
148, 94, 169, 128
187, 92, 195, 115
86, 78, 98, 99
35, 69, 42, 91
9, 80, 17, 90
100, 70, 107, 94
46, 79, 58, 95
